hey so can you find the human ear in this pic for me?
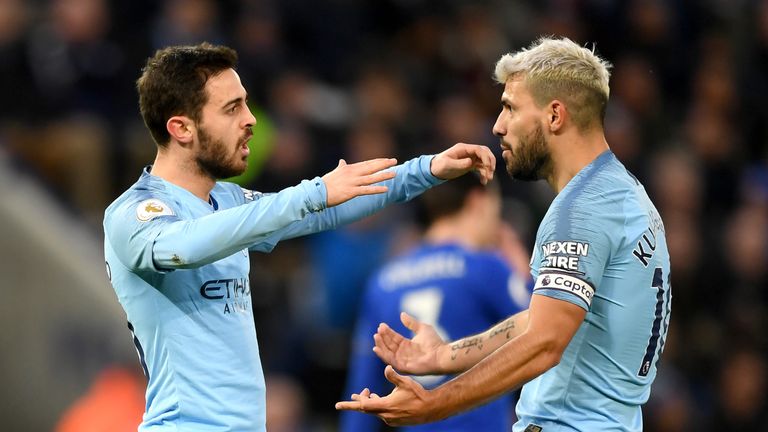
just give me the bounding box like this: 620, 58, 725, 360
548, 101, 566, 132
166, 116, 194, 144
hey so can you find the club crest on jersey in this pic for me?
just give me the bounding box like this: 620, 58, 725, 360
136, 199, 174, 222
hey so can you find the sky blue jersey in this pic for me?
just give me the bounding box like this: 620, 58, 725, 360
514, 151, 672, 432
103, 156, 441, 431
342, 243, 531, 432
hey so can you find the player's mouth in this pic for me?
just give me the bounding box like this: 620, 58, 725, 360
500, 140, 512, 154
239, 132, 252, 157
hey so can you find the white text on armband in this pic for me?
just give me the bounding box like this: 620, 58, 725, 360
534, 272, 595, 308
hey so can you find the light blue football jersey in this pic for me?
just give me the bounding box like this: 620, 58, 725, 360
103, 156, 441, 431
514, 151, 671, 432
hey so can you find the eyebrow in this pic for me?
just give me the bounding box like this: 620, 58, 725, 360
222, 94, 248, 109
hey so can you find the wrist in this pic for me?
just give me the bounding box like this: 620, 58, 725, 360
435, 343, 457, 375
428, 154, 445, 180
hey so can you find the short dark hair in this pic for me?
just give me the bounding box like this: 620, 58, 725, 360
416, 173, 499, 228
136, 43, 238, 146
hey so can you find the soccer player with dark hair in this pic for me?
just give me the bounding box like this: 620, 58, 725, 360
103, 43, 496, 431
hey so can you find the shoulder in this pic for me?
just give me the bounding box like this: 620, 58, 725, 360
214, 181, 264, 206
543, 154, 639, 236
104, 175, 177, 232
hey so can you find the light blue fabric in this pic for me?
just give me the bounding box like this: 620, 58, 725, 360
514, 151, 672, 432
103, 156, 442, 431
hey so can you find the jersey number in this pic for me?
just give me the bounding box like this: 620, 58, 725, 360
638, 267, 671, 377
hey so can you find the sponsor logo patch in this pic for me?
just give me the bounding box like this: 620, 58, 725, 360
534, 272, 595, 307
136, 199, 174, 222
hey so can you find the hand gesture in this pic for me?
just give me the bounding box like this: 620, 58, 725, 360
322, 158, 397, 207
335, 365, 437, 426
430, 143, 496, 184
373, 312, 448, 376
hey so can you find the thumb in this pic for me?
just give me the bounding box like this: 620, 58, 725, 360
384, 365, 407, 387
338, 159, 347, 167
401, 312, 419, 332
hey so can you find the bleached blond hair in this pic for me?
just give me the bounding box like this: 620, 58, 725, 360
494, 37, 612, 130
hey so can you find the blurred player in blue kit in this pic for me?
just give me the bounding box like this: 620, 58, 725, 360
102, 43, 496, 431
340, 174, 531, 432
337, 37, 672, 432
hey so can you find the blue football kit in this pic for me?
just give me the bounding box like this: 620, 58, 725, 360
514, 151, 672, 432
103, 156, 441, 431
342, 243, 532, 432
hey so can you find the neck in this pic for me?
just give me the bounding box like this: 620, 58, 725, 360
546, 127, 610, 194
150, 148, 215, 202
424, 214, 482, 249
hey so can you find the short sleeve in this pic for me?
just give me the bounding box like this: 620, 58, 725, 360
532, 201, 613, 311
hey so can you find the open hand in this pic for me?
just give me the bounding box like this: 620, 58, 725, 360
373, 312, 448, 376
322, 158, 397, 207
335, 365, 436, 426
430, 143, 496, 184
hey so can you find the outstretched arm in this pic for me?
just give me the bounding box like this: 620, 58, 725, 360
337, 295, 586, 426
372, 309, 530, 376
249, 143, 496, 251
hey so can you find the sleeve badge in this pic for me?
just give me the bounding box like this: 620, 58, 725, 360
136, 199, 174, 222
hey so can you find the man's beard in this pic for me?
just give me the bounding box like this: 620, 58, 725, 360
195, 127, 247, 180
503, 124, 552, 181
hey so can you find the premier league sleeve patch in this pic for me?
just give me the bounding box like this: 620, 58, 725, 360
136, 199, 174, 222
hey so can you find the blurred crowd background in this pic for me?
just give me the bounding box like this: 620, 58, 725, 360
1, 0, 767, 431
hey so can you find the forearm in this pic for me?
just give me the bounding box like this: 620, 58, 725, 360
249, 156, 442, 250
431, 327, 554, 421
152, 178, 326, 269
438, 310, 529, 374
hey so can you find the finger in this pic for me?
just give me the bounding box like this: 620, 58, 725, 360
372, 338, 393, 364
454, 157, 474, 171
338, 159, 347, 167
360, 169, 397, 186
373, 332, 402, 362
383, 365, 408, 387
353, 185, 389, 196
354, 158, 398, 174
377, 323, 405, 353
400, 311, 419, 332
352, 388, 371, 400
473, 161, 492, 184
335, 401, 362, 410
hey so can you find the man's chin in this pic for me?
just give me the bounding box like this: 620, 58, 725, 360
506, 165, 539, 181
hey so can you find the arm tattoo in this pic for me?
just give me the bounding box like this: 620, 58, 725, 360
489, 319, 515, 340
450, 337, 484, 361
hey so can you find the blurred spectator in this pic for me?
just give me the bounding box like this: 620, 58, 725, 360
708, 349, 768, 430
265, 374, 310, 432
55, 365, 145, 432
150, 0, 225, 49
